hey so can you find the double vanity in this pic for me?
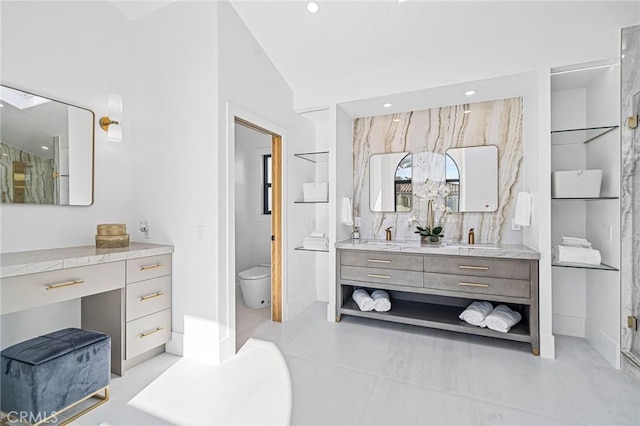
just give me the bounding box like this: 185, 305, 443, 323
336, 240, 540, 354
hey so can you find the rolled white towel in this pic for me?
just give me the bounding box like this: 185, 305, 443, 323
458, 301, 493, 327
371, 290, 391, 312
485, 305, 522, 333
352, 289, 374, 312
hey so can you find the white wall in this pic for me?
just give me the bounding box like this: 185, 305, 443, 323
585, 65, 621, 367
0, 1, 135, 252
234, 123, 272, 278
217, 1, 317, 360
0, 1, 136, 348
327, 105, 355, 321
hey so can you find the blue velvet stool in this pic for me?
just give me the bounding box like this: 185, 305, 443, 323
1, 328, 110, 426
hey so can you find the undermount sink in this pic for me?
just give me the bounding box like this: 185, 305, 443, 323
362, 240, 408, 246
447, 243, 501, 250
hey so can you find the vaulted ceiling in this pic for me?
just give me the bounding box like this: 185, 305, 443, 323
230, 1, 639, 109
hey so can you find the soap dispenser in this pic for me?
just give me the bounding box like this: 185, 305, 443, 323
352, 227, 360, 240
468, 228, 475, 245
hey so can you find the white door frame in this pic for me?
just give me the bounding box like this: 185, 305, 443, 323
220, 102, 288, 362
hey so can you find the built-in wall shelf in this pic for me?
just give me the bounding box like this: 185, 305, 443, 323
552, 197, 619, 200
551, 125, 619, 145
294, 151, 329, 163
552, 262, 619, 272
294, 200, 329, 204
294, 246, 329, 253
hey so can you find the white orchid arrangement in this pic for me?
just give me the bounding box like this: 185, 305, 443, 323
410, 180, 452, 240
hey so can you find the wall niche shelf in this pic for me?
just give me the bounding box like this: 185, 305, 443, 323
552, 262, 619, 272
551, 125, 619, 145
294, 200, 329, 204
293, 151, 329, 163
294, 247, 329, 253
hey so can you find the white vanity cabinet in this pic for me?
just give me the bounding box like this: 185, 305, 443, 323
1, 243, 173, 375
336, 242, 540, 354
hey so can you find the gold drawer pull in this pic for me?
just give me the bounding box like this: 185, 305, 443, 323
459, 265, 489, 271
45, 280, 85, 291
368, 273, 392, 279
139, 327, 164, 338
459, 282, 489, 288
368, 259, 391, 264
140, 263, 164, 271
140, 292, 165, 301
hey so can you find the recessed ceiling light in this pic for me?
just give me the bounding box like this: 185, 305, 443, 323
2, 153, 7, 157
306, 2, 320, 14
393, 118, 401, 122
383, 103, 392, 108
463, 110, 471, 114
41, 146, 49, 150
465, 90, 476, 96
0, 103, 4, 107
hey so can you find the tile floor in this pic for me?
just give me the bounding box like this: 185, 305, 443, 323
236, 291, 272, 351
250, 302, 639, 425
59, 301, 640, 425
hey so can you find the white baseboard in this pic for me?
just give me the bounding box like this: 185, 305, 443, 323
166, 331, 184, 356
552, 314, 585, 337
586, 320, 620, 368
326, 302, 336, 322
540, 332, 556, 359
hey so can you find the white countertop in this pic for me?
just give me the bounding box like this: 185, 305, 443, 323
335, 239, 540, 260
1, 242, 174, 278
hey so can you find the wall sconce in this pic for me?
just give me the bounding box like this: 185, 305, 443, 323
99, 93, 123, 142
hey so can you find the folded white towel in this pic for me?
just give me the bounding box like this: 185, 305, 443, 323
310, 231, 325, 238
342, 197, 354, 226
561, 236, 592, 248
352, 289, 374, 312
371, 290, 391, 312
458, 301, 493, 327
553, 245, 601, 266
514, 192, 532, 227
302, 236, 329, 250
485, 305, 522, 333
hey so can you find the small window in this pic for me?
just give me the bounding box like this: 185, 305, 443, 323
263, 154, 272, 215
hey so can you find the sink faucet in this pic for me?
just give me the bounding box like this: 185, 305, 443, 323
385, 226, 393, 241
468, 228, 475, 245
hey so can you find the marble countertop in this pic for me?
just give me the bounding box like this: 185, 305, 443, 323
335, 239, 540, 260
1, 242, 174, 278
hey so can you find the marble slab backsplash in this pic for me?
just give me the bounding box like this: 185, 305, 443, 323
620, 25, 639, 361
353, 97, 523, 244
0, 142, 55, 204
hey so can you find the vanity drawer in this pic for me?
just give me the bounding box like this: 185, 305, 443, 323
423, 272, 530, 298
126, 275, 172, 321
340, 251, 423, 271
341, 265, 423, 288
1, 262, 125, 315
126, 308, 171, 360
423, 256, 530, 280
126, 254, 172, 284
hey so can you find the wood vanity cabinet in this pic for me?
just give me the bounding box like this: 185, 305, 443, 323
336, 249, 539, 355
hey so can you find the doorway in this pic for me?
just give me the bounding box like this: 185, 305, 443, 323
231, 114, 284, 353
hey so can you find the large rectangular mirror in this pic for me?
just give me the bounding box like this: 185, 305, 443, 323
445, 145, 498, 212
369, 152, 412, 212
0, 85, 94, 205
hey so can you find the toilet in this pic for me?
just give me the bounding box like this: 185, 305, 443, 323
238, 264, 271, 309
